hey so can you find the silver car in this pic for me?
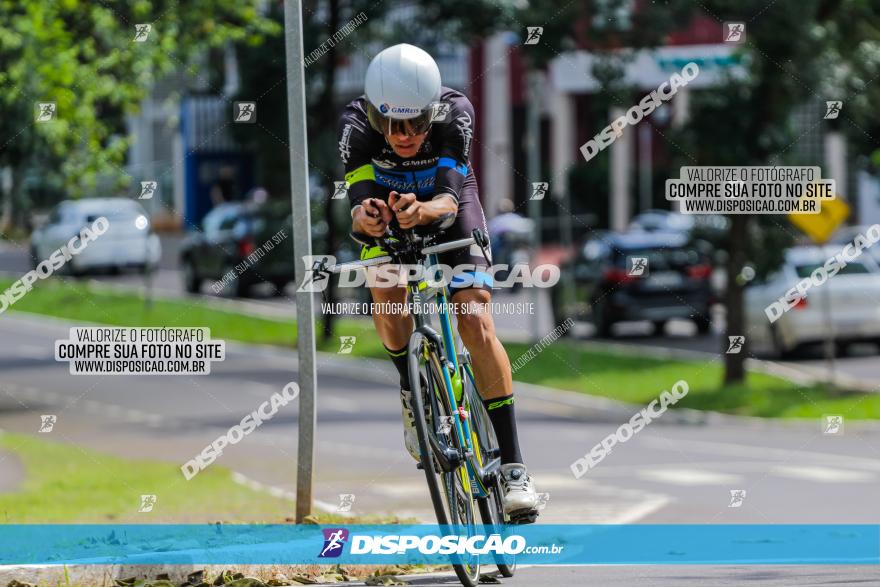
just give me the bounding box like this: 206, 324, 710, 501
745, 246, 880, 356
30, 198, 160, 275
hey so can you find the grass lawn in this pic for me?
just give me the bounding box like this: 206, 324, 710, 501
0, 431, 408, 524
506, 341, 880, 419
0, 276, 384, 355
3, 277, 879, 419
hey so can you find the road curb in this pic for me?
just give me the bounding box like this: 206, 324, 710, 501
578, 338, 880, 394
0, 431, 26, 494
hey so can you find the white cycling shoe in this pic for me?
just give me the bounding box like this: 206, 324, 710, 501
400, 389, 422, 462
500, 463, 539, 523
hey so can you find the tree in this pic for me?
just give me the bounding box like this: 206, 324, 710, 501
674, 0, 880, 383
227, 0, 389, 339
0, 0, 278, 233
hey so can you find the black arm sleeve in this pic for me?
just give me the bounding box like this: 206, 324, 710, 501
433, 95, 475, 203
337, 105, 385, 209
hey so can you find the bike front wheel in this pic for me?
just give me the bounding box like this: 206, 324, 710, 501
408, 333, 481, 587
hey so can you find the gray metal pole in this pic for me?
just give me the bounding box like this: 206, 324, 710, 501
144, 226, 153, 311
821, 277, 837, 388
638, 123, 652, 213
609, 106, 632, 231
526, 72, 541, 341
556, 187, 575, 325
282, 0, 317, 523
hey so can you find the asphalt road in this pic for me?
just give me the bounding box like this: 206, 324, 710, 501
0, 313, 878, 585
375, 565, 880, 586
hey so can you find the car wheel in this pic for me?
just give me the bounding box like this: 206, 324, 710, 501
271, 280, 288, 296
29, 246, 40, 270
550, 282, 582, 329
220, 267, 249, 298
593, 302, 614, 338
67, 258, 84, 277
653, 320, 666, 335
771, 326, 794, 360
182, 258, 200, 294
550, 285, 566, 324
233, 278, 251, 298
695, 314, 712, 335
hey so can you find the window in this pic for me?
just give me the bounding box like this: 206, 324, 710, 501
615, 247, 701, 271
795, 262, 870, 277
47, 206, 63, 225
203, 204, 242, 237
219, 213, 240, 231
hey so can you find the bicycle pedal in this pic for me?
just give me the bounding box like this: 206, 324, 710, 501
416, 458, 443, 472
508, 510, 539, 525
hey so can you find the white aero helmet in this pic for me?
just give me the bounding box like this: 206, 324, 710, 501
364, 43, 441, 135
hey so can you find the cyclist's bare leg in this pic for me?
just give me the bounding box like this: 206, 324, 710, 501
450, 288, 511, 400
453, 287, 536, 517
368, 277, 412, 350
368, 267, 420, 459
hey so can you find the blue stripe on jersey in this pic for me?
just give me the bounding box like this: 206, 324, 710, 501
373, 167, 437, 197
438, 157, 468, 176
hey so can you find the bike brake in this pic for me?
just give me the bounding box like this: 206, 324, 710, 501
471, 228, 492, 265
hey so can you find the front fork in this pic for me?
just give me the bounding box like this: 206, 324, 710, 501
413, 285, 488, 497
451, 350, 491, 498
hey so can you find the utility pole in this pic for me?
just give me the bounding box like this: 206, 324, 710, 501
283, 0, 317, 523
526, 71, 542, 341
609, 107, 632, 232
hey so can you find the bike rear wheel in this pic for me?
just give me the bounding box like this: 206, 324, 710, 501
408, 333, 481, 587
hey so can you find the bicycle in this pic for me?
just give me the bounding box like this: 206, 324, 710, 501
312, 217, 529, 586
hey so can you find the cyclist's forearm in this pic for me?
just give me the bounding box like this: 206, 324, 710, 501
427, 193, 458, 219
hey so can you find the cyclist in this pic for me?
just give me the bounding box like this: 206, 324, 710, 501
337, 44, 538, 520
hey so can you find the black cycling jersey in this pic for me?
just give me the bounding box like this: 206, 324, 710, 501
336, 87, 492, 292
337, 86, 476, 209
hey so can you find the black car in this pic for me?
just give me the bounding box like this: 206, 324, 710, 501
180, 201, 294, 297
553, 231, 714, 337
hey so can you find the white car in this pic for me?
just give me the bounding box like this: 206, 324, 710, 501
830, 225, 880, 266
30, 198, 161, 275
745, 246, 880, 356
628, 209, 695, 233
